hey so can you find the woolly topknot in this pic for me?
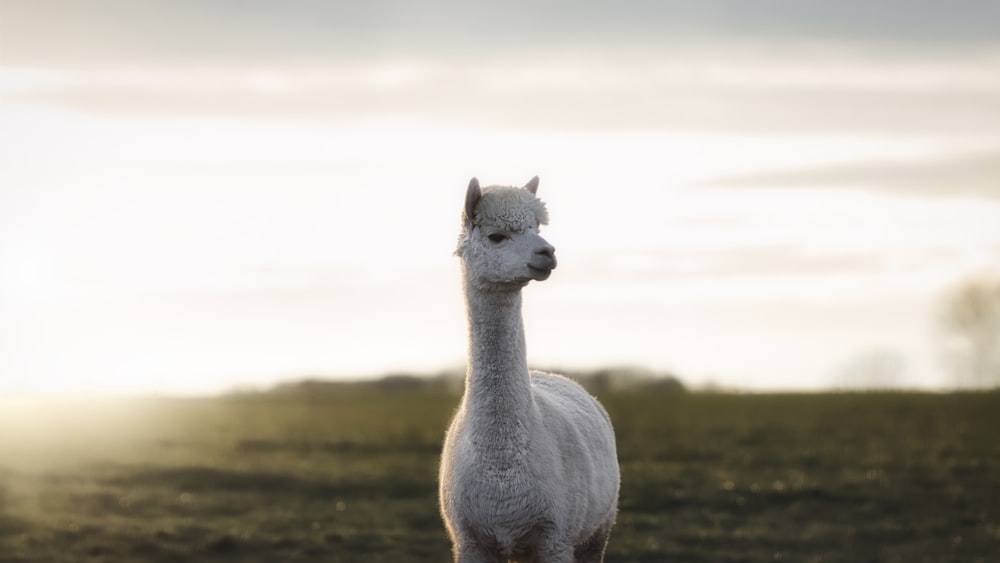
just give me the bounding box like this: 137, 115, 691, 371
472, 185, 549, 232
457, 177, 549, 256
462, 177, 548, 233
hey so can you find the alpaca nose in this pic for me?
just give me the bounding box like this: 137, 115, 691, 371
535, 244, 557, 268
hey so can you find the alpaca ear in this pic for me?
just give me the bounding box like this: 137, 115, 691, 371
464, 177, 482, 225
524, 176, 540, 195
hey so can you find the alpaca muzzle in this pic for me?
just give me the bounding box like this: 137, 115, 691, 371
527, 254, 557, 281
533, 241, 557, 268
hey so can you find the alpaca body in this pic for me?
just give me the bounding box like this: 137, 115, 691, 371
439, 178, 619, 563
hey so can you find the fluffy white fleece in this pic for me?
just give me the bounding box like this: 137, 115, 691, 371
440, 177, 620, 563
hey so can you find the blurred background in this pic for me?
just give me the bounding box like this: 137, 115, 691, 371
3, 0, 999, 395
3, 4, 1000, 561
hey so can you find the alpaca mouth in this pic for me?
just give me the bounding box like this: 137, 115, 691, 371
528, 265, 554, 280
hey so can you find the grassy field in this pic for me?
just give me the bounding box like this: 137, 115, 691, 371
0, 386, 998, 562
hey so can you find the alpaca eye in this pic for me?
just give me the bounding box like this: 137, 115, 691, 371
487, 233, 509, 243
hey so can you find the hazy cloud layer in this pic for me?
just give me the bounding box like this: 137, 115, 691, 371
700, 152, 1000, 198
4, 2, 999, 134
3, 1, 999, 67
6, 55, 1000, 134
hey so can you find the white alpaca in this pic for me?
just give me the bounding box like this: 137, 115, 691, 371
439, 177, 620, 563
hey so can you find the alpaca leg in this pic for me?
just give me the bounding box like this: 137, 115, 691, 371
573, 524, 612, 563
535, 538, 574, 563
454, 542, 504, 563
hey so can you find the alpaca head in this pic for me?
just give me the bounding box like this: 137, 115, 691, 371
457, 176, 557, 292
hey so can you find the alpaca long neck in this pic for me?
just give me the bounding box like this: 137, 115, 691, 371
463, 283, 534, 456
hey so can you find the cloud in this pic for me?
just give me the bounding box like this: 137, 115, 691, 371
6, 52, 1000, 135
699, 152, 1000, 198
2, 1, 999, 67
5, 1, 1000, 134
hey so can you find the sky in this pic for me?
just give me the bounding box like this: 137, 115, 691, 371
2, 1, 999, 394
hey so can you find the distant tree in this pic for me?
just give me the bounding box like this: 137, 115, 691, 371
941, 278, 1000, 388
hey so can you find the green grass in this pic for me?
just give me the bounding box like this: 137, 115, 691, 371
1, 389, 998, 562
